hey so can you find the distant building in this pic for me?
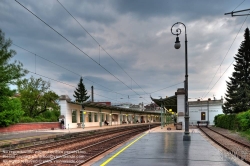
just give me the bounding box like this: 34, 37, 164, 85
112, 103, 145, 111
112, 103, 131, 109
189, 98, 223, 125
95, 102, 111, 106
144, 103, 160, 112
129, 103, 144, 111
151, 88, 224, 128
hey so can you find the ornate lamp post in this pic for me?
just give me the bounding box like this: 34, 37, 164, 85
171, 22, 190, 141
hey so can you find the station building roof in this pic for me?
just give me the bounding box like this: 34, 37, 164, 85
60, 95, 160, 115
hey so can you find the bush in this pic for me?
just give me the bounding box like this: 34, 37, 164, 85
0, 98, 24, 127
214, 114, 223, 126
19, 116, 36, 123
214, 110, 250, 132
39, 110, 60, 122
19, 110, 60, 123
214, 114, 237, 130
236, 110, 250, 131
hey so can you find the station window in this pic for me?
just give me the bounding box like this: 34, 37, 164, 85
88, 112, 92, 122
94, 113, 98, 122
201, 112, 206, 120
72, 110, 77, 123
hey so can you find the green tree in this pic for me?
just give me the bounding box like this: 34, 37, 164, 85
0, 29, 27, 126
17, 76, 59, 117
73, 77, 90, 103
0, 29, 27, 86
223, 28, 250, 114
0, 96, 24, 126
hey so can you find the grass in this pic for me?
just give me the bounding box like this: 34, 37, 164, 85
239, 130, 250, 141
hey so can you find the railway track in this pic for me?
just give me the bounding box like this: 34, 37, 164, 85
1, 124, 158, 165
0, 126, 133, 163
0, 125, 151, 159
199, 127, 250, 164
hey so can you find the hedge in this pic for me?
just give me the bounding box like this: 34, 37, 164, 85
214, 110, 250, 131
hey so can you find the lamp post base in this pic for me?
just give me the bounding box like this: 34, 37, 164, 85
183, 116, 190, 141
183, 134, 191, 141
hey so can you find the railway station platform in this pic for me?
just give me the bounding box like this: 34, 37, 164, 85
0, 124, 247, 166
0, 123, 154, 148
89, 126, 247, 166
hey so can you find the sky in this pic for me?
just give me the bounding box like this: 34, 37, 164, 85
1, 0, 250, 105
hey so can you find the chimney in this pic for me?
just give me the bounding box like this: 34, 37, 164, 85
91, 86, 94, 102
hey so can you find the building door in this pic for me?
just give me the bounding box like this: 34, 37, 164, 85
201, 112, 206, 120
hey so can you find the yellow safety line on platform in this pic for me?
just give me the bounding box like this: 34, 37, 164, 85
100, 132, 147, 166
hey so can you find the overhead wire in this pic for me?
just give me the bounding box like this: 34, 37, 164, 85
14, 42, 180, 102
202, 0, 247, 98
203, 60, 235, 98
13, 43, 127, 97
57, 0, 149, 95
15, 0, 188, 103
26, 70, 118, 102
202, 10, 250, 98
27, 70, 76, 88
149, 82, 183, 94
15, 0, 149, 103
232, 0, 246, 11
129, 82, 183, 97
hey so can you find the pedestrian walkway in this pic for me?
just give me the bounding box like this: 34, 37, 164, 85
90, 126, 247, 166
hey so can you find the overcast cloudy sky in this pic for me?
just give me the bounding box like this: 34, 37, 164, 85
1, 0, 250, 105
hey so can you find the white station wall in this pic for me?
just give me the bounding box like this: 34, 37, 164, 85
189, 104, 223, 125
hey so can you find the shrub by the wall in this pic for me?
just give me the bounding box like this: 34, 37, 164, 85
214, 114, 223, 126
236, 110, 250, 131
19, 116, 36, 123
214, 114, 237, 130
214, 111, 250, 131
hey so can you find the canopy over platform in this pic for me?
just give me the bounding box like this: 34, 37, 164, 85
150, 95, 177, 113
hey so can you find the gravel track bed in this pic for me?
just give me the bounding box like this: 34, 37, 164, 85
200, 127, 250, 164
209, 126, 250, 146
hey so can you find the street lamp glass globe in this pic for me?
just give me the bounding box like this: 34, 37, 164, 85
174, 42, 181, 49
174, 36, 181, 49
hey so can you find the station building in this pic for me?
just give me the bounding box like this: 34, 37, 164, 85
59, 88, 224, 129
59, 95, 161, 129
188, 98, 224, 125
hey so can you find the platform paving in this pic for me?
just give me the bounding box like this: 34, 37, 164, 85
91, 126, 247, 166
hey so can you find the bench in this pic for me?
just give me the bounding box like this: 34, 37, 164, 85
197, 121, 208, 127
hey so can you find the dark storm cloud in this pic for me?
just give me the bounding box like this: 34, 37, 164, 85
110, 0, 237, 20
1, 0, 250, 103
